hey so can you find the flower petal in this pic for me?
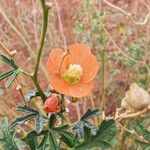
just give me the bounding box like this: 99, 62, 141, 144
68, 82, 93, 98
51, 74, 69, 95
68, 43, 91, 64
46, 48, 65, 75
43, 105, 51, 113
60, 43, 91, 76
51, 74, 93, 98
81, 54, 99, 83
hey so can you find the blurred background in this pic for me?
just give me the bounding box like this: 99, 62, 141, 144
0, 0, 150, 126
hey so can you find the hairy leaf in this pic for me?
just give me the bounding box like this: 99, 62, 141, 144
35, 115, 44, 134
27, 131, 38, 150
24, 89, 40, 102
10, 113, 38, 129
81, 108, 100, 121
5, 69, 20, 88
49, 132, 60, 150
49, 114, 56, 129
0, 118, 18, 150
75, 119, 117, 149
0, 55, 18, 69
36, 134, 48, 150
0, 70, 15, 81
16, 105, 39, 114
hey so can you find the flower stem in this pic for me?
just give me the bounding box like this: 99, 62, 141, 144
32, 0, 50, 102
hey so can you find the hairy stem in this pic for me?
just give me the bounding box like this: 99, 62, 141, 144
32, 0, 50, 102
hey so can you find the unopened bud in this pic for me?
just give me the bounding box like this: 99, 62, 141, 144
10, 50, 17, 56
45, 2, 53, 10
16, 85, 21, 90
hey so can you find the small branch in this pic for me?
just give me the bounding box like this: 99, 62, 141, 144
0, 41, 13, 57
33, 1, 49, 78
19, 69, 32, 77
115, 108, 149, 121
102, 0, 150, 25
32, 0, 50, 102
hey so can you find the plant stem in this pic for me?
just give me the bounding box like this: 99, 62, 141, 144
19, 68, 31, 77
32, 0, 49, 102
97, 1, 106, 112
100, 48, 105, 111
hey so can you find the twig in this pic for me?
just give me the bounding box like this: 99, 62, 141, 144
102, 0, 150, 25
53, 0, 67, 51
0, 41, 12, 57
115, 108, 149, 121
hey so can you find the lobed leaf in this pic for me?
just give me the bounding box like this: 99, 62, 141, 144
0, 55, 18, 69
24, 89, 40, 102
0, 118, 18, 150
81, 108, 100, 121
10, 113, 38, 129
75, 119, 117, 150
35, 115, 44, 134
0, 70, 15, 81
5, 69, 20, 88
16, 105, 39, 114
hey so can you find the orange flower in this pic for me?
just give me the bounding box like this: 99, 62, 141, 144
46, 43, 99, 98
44, 95, 60, 113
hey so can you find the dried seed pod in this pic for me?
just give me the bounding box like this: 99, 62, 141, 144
121, 97, 132, 110
121, 83, 150, 111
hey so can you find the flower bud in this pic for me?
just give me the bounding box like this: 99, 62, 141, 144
121, 83, 150, 111
10, 50, 17, 56
45, 2, 53, 10
44, 95, 60, 113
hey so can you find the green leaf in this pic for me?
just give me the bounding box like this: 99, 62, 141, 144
51, 125, 77, 148
5, 69, 20, 88
75, 119, 117, 150
0, 117, 18, 150
24, 89, 40, 102
36, 134, 48, 150
26, 131, 38, 150
73, 108, 100, 139
49, 132, 60, 150
0, 55, 18, 69
83, 125, 91, 143
81, 108, 100, 121
15, 138, 27, 149
52, 125, 69, 132
60, 131, 76, 148
0, 70, 15, 81
35, 115, 44, 134
49, 114, 56, 129
16, 105, 39, 114
73, 121, 84, 139
10, 113, 38, 129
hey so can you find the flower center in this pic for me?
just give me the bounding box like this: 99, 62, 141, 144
63, 64, 83, 84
